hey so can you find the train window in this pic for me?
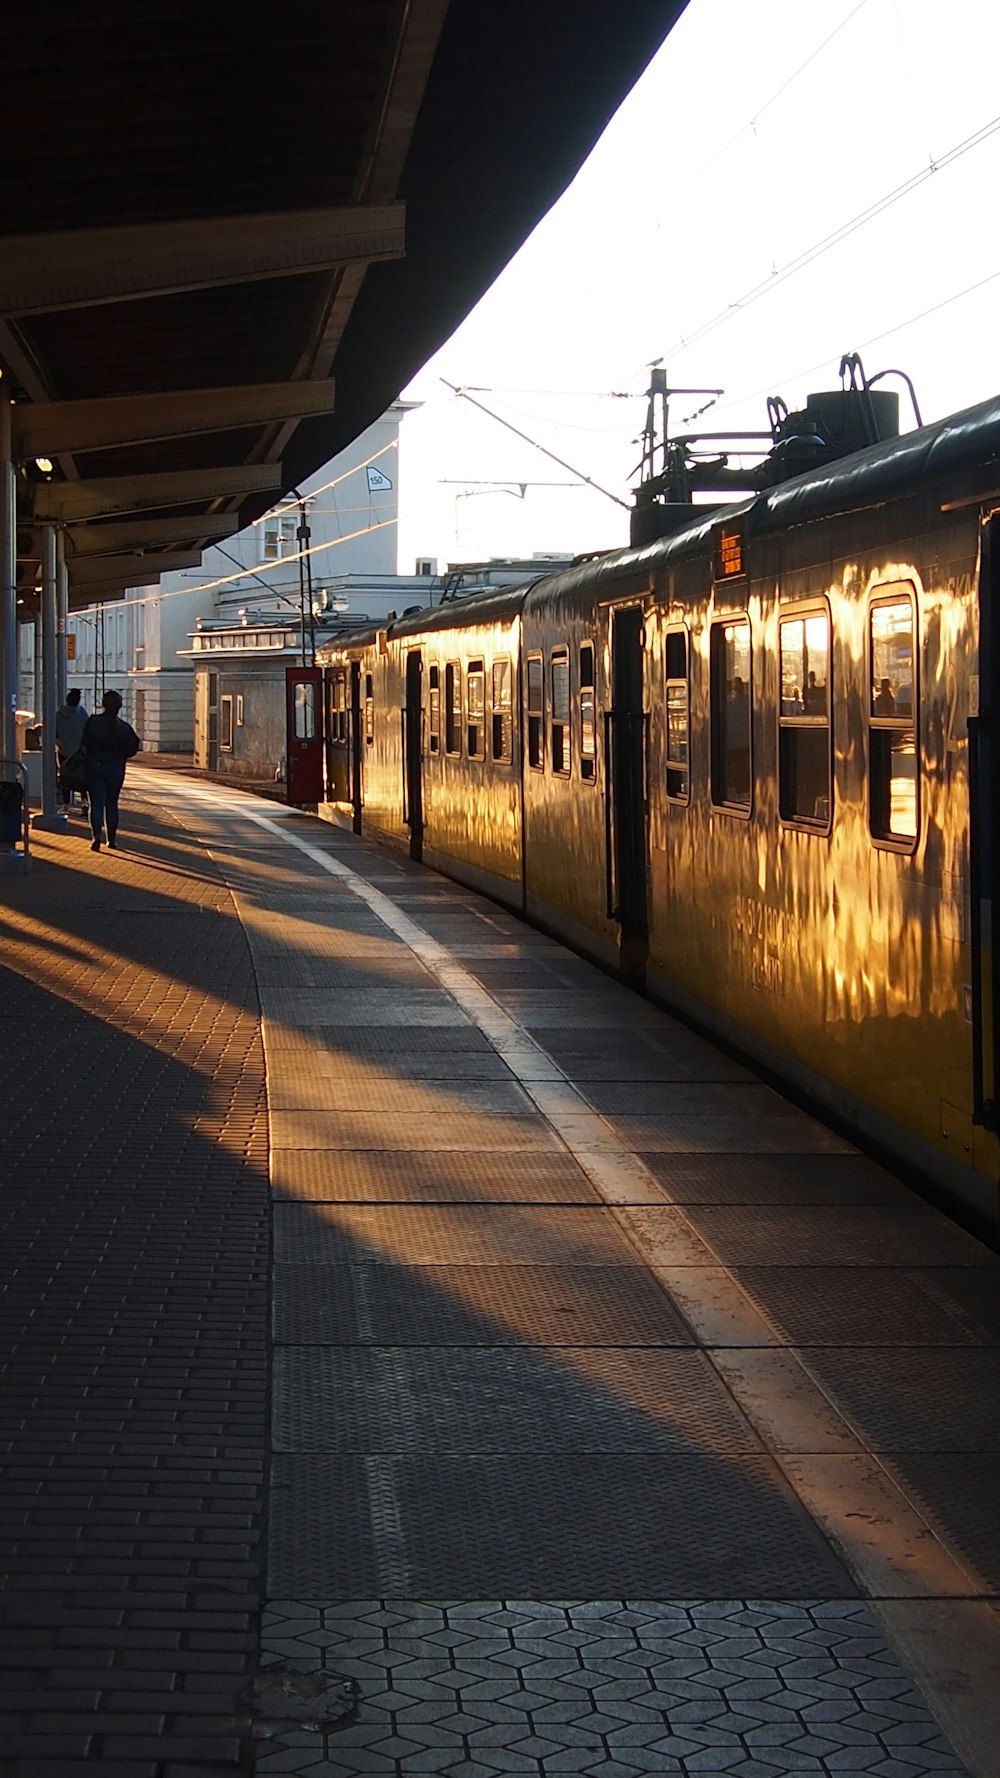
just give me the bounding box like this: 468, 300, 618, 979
467, 660, 485, 759
665, 629, 689, 801
710, 619, 752, 809
364, 673, 374, 746
579, 644, 596, 781
219, 694, 234, 752
329, 673, 347, 744
778, 610, 831, 828
869, 593, 918, 844
428, 666, 440, 754
445, 661, 462, 755
551, 650, 571, 775
491, 658, 512, 762
527, 654, 544, 770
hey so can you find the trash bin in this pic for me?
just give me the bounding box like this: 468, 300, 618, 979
0, 779, 23, 845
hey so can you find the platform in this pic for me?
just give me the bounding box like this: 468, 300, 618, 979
0, 767, 997, 1778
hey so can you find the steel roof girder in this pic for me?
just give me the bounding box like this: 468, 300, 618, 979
61, 513, 240, 555
69, 550, 203, 587
13, 380, 336, 459
32, 463, 285, 523
0, 204, 405, 316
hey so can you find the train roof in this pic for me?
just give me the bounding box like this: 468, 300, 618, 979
319, 392, 1000, 659
317, 580, 537, 660
758, 390, 1000, 531
526, 390, 1000, 604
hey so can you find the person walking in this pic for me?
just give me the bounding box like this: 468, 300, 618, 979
55, 686, 89, 810
81, 690, 140, 853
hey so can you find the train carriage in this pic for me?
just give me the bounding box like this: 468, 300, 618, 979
317, 394, 1000, 1229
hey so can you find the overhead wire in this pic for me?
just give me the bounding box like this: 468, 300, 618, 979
664, 110, 1000, 362
685, 0, 871, 190
262, 437, 397, 517
68, 516, 399, 616
713, 263, 1000, 422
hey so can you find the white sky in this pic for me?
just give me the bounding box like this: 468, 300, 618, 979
396, 0, 1000, 571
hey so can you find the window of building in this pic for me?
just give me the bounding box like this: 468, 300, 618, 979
428, 666, 440, 754
467, 660, 485, 759
869, 590, 918, 844
445, 661, 461, 755
710, 618, 752, 809
579, 644, 596, 781
665, 629, 689, 801
262, 516, 296, 560
491, 658, 512, 762
220, 694, 234, 751
778, 609, 831, 827
236, 694, 245, 728
364, 672, 374, 745
550, 649, 570, 775
527, 654, 544, 770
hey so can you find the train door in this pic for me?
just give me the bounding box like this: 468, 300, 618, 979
324, 665, 351, 806
206, 671, 219, 771
349, 661, 363, 832
971, 518, 1000, 1130
403, 649, 423, 861
285, 665, 325, 803
607, 605, 649, 983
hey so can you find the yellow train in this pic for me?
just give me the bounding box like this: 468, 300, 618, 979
317, 394, 1000, 1232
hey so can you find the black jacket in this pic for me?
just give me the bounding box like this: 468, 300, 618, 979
82, 712, 140, 768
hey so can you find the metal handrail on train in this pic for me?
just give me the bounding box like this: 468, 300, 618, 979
0, 758, 31, 873
968, 715, 997, 1131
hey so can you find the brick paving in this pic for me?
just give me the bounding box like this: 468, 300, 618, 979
0, 806, 268, 1776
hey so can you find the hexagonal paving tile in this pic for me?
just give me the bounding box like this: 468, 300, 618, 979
255, 1600, 969, 1775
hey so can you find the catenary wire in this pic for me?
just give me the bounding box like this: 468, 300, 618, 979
684, 0, 870, 190
712, 263, 1000, 423
663, 111, 1000, 362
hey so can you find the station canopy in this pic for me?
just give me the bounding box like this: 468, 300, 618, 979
2, 1, 684, 609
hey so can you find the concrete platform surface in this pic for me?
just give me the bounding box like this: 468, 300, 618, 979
0, 767, 996, 1778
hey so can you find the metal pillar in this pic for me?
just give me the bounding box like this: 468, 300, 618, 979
56, 530, 68, 707
0, 399, 16, 769
33, 524, 66, 830
33, 615, 42, 716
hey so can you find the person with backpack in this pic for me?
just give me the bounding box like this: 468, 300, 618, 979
81, 690, 140, 853
55, 686, 89, 810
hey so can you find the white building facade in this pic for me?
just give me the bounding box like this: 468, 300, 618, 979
19, 406, 408, 750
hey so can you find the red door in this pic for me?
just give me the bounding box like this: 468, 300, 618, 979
285, 667, 325, 804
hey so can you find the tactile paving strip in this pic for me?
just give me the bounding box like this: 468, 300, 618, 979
580, 1081, 789, 1115
466, 960, 604, 989
274, 1204, 645, 1266
272, 1262, 691, 1345
271, 1049, 516, 1081
266, 1078, 535, 1114
268, 1025, 497, 1054
263, 989, 469, 1026
732, 1265, 999, 1345
606, 1113, 854, 1153
268, 1454, 858, 1597
269, 1109, 561, 1150
254, 961, 433, 990
881, 1454, 1000, 1589
273, 1347, 755, 1454
801, 1348, 1000, 1450
682, 1203, 997, 1266
497, 991, 666, 1024
637, 1150, 911, 1204
271, 1149, 599, 1203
